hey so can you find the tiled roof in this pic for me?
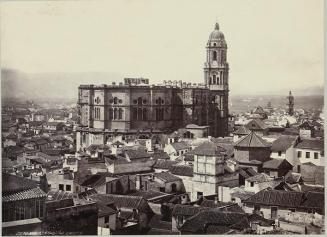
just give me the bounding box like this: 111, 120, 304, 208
205, 225, 232, 234
238, 168, 251, 179
234, 126, 251, 135
271, 135, 298, 152
241, 167, 258, 177
246, 173, 273, 183
230, 188, 254, 201
124, 149, 152, 159
191, 142, 228, 156
152, 151, 170, 160
234, 132, 270, 148
180, 210, 249, 233
170, 142, 189, 151
153, 159, 179, 170
87, 144, 110, 152
81, 173, 113, 187
300, 191, 324, 211
89, 194, 154, 217
263, 159, 293, 170
246, 119, 268, 130
97, 202, 117, 217
47, 190, 76, 201
154, 172, 182, 183
130, 190, 169, 200
78, 188, 98, 199
243, 190, 303, 208
3, 187, 46, 202
2, 173, 38, 195
295, 138, 324, 151
113, 160, 155, 174
172, 204, 208, 216
210, 137, 234, 144
244, 190, 324, 212
183, 152, 194, 161
199, 199, 244, 213
170, 165, 193, 177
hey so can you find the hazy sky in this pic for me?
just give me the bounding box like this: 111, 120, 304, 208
1, 0, 324, 95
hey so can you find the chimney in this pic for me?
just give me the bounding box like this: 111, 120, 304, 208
214, 196, 218, 204
136, 175, 142, 190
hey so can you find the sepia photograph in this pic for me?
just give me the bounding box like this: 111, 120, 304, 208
1, 0, 325, 235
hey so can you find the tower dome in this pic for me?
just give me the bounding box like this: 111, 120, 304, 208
208, 23, 226, 46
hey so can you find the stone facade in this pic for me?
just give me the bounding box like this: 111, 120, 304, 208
76, 23, 230, 150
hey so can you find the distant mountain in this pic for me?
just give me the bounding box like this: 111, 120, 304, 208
1, 69, 123, 100
1, 68, 324, 100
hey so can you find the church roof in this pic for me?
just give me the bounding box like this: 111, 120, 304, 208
234, 132, 271, 148
209, 23, 225, 40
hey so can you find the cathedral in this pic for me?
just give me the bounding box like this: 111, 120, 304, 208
76, 23, 230, 150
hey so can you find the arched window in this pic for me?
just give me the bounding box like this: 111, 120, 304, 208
113, 108, 118, 120
213, 51, 217, 61
171, 183, 177, 193
137, 97, 142, 105
217, 77, 220, 85
156, 108, 163, 121
109, 108, 113, 120
161, 108, 164, 120
94, 107, 100, 119
118, 108, 123, 120
213, 75, 216, 84
138, 108, 143, 121
113, 97, 118, 104
156, 97, 164, 105
143, 108, 147, 121
133, 108, 137, 120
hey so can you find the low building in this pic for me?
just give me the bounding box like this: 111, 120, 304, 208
152, 172, 184, 193
153, 159, 179, 173
245, 119, 268, 136
243, 190, 324, 222
164, 142, 190, 161
262, 159, 293, 178
295, 138, 324, 166
88, 194, 155, 234
170, 165, 193, 196
270, 135, 300, 172
244, 173, 284, 194
179, 124, 210, 139
44, 190, 98, 235
179, 209, 250, 234
234, 131, 271, 165
2, 173, 47, 224
46, 168, 75, 193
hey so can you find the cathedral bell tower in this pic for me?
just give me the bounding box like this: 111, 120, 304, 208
204, 22, 229, 137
